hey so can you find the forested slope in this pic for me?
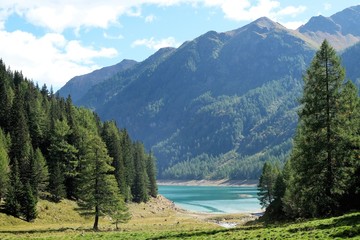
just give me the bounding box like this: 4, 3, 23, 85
0, 60, 156, 228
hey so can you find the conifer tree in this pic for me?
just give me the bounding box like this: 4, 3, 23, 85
120, 129, 134, 200
21, 181, 37, 222
10, 86, 33, 182
78, 134, 128, 230
48, 119, 78, 199
131, 142, 149, 203
257, 162, 279, 209
48, 161, 66, 202
284, 40, 360, 217
5, 160, 23, 217
102, 122, 129, 201
146, 152, 158, 198
0, 128, 10, 200
108, 192, 131, 230
31, 148, 49, 197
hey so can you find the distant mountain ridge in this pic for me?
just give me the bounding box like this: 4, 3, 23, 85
298, 5, 360, 50
58, 5, 360, 180
58, 59, 137, 102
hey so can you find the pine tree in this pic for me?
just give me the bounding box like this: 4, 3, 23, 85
48, 161, 66, 202
48, 119, 78, 199
131, 142, 149, 203
337, 81, 360, 211
78, 134, 127, 230
21, 181, 37, 222
0, 64, 13, 132
108, 192, 131, 230
285, 40, 360, 217
5, 160, 23, 217
146, 152, 158, 198
257, 162, 279, 209
102, 122, 129, 201
31, 148, 49, 197
120, 129, 135, 193
0, 128, 10, 200
10, 86, 33, 182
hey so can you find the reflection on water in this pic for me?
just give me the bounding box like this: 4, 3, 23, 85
158, 185, 262, 213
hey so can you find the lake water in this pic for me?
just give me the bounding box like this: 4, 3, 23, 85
158, 185, 262, 214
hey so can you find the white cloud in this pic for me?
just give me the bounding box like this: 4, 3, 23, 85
202, 0, 307, 22
0, 30, 117, 90
145, 14, 157, 23
277, 5, 306, 17
131, 37, 180, 50
103, 32, 124, 40
282, 21, 305, 30
1, 1, 309, 32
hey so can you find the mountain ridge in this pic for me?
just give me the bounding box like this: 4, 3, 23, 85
58, 5, 360, 180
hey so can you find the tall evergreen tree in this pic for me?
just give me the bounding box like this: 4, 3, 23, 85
10, 86, 33, 182
21, 181, 37, 222
5, 159, 23, 217
131, 142, 149, 203
120, 129, 134, 199
47, 119, 78, 199
31, 148, 49, 197
284, 40, 359, 217
146, 152, 158, 198
102, 122, 130, 201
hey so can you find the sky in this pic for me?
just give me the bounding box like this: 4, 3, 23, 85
0, 0, 359, 91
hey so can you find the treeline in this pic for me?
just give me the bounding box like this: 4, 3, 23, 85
161, 140, 292, 181
0, 59, 157, 229
258, 41, 360, 220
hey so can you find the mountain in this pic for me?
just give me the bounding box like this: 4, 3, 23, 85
58, 6, 360, 180
298, 5, 360, 50
58, 59, 137, 102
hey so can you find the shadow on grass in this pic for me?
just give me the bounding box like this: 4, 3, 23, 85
0, 227, 96, 234
146, 225, 264, 240
288, 212, 360, 234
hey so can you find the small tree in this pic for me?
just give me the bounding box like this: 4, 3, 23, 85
257, 162, 279, 209
78, 134, 129, 230
21, 181, 37, 222
108, 193, 131, 230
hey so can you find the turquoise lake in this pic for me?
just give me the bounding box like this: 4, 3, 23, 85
158, 185, 262, 214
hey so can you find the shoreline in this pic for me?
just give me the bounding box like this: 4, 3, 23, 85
157, 179, 258, 187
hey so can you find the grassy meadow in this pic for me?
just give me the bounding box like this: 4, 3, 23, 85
0, 196, 359, 239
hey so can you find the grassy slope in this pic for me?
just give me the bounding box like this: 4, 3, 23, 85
0, 196, 359, 239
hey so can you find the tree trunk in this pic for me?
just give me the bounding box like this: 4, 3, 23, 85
93, 205, 99, 230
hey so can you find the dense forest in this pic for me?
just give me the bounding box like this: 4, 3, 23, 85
258, 41, 360, 220
0, 59, 157, 229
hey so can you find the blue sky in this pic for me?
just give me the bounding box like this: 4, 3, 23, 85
0, 0, 359, 90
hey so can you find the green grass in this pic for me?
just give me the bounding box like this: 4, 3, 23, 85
0, 198, 359, 239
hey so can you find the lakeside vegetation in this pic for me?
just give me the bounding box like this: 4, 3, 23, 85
0, 196, 359, 239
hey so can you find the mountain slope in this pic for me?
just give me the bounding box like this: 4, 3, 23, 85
58, 6, 360, 180
73, 17, 315, 179
58, 59, 137, 102
298, 5, 360, 50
